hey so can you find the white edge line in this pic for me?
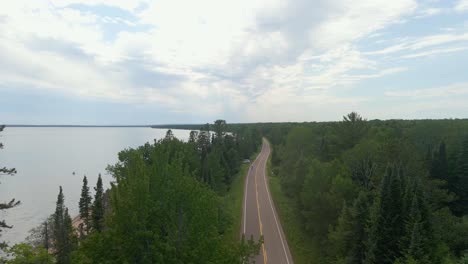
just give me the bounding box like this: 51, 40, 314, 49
263, 142, 292, 264
243, 166, 249, 234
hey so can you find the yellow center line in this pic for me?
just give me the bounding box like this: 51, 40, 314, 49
255, 150, 268, 264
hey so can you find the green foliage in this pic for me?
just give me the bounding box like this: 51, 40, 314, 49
365, 166, 406, 264
451, 136, 468, 216
91, 175, 104, 232
265, 114, 468, 263
329, 191, 371, 264
53, 187, 76, 264
4, 243, 53, 264
79, 176, 92, 235
70, 121, 262, 263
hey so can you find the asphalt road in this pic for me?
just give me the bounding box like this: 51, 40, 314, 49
242, 139, 294, 264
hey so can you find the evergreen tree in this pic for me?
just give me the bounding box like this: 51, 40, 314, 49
430, 141, 449, 182
439, 142, 448, 182
213, 119, 226, 144
365, 166, 405, 264
329, 191, 371, 264
44, 221, 50, 251
339, 112, 368, 149
92, 174, 104, 232
0, 125, 20, 250
188, 131, 198, 144
165, 129, 174, 140
78, 176, 92, 234
53, 186, 74, 264
400, 179, 433, 263
451, 136, 468, 216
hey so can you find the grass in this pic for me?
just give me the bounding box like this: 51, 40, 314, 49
266, 152, 321, 264
224, 150, 261, 244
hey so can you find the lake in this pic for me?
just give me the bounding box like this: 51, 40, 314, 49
0, 127, 190, 245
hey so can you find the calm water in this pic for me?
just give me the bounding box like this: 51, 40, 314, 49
0, 127, 190, 245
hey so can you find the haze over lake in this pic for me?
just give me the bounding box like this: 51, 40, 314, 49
0, 127, 190, 245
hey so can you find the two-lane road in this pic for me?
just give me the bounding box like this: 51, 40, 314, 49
242, 139, 294, 264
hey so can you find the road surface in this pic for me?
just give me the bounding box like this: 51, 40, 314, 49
242, 139, 294, 264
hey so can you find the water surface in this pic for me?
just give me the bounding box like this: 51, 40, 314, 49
0, 127, 190, 244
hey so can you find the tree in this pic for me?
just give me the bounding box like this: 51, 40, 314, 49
79, 176, 92, 235
25, 217, 53, 252
400, 179, 433, 263
53, 186, 75, 264
0, 125, 20, 250
365, 166, 405, 264
451, 136, 468, 216
430, 141, 449, 182
92, 174, 104, 232
188, 131, 199, 144
5, 243, 53, 264
213, 119, 227, 144
329, 191, 371, 264
339, 112, 368, 149
165, 129, 174, 141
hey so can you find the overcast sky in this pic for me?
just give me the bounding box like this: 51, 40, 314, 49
1, 0, 468, 124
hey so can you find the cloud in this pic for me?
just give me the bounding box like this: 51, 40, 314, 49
364, 32, 468, 59
414, 7, 444, 18
455, 0, 468, 12
400, 46, 468, 58
4, 0, 467, 122
385, 83, 468, 98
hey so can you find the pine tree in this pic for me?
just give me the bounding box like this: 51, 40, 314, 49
43, 221, 50, 251
53, 186, 74, 264
188, 131, 198, 144
365, 166, 405, 264
165, 129, 174, 140
0, 125, 20, 250
430, 142, 449, 182
78, 176, 92, 234
63, 208, 75, 260
340, 112, 368, 149
92, 174, 104, 232
330, 191, 371, 264
451, 136, 468, 216
213, 119, 226, 144
439, 142, 448, 182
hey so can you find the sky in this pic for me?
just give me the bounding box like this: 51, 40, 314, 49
1, 0, 468, 124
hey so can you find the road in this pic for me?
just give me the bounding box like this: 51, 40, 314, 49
242, 139, 294, 264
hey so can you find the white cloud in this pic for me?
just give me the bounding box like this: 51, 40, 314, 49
365, 32, 468, 59
311, 0, 417, 49
385, 83, 468, 98
455, 0, 468, 12
400, 46, 468, 58
2, 0, 454, 122
414, 7, 445, 18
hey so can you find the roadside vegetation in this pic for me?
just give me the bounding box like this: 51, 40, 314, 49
267, 156, 321, 263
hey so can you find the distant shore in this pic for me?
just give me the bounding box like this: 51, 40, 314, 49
5, 125, 152, 128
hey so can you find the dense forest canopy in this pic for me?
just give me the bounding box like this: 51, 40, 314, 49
260, 114, 468, 264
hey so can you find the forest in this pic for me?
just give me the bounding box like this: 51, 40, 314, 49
0, 121, 262, 263
2, 116, 468, 263
261, 113, 468, 264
